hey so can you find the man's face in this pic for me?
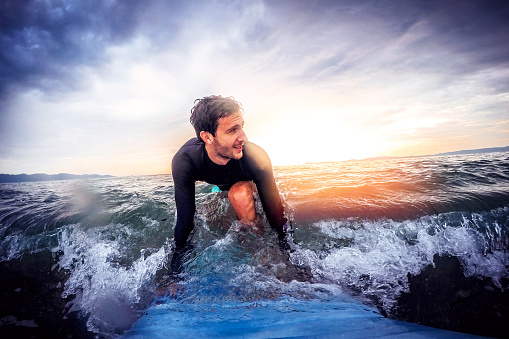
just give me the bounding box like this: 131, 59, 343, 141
208, 112, 247, 164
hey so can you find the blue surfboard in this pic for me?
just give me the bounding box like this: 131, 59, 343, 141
122, 297, 486, 338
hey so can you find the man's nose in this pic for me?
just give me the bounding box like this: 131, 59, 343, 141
238, 128, 248, 141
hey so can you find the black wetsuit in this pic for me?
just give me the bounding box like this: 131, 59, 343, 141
171, 137, 288, 249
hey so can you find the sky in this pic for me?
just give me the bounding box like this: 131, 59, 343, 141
1, 0, 508, 176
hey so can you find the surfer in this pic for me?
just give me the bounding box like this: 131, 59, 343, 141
169, 95, 292, 275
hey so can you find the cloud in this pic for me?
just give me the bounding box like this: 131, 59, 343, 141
265, 0, 509, 95
0, 0, 147, 98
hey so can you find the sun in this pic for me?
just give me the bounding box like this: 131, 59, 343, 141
246, 107, 391, 166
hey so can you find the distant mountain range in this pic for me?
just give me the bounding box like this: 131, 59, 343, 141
0, 173, 114, 183
432, 146, 509, 156
359, 146, 509, 162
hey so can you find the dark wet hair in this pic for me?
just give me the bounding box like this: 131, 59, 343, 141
190, 95, 243, 141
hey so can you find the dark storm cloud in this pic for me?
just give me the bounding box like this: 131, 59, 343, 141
0, 0, 148, 98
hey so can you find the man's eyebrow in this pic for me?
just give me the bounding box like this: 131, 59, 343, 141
228, 120, 244, 130
227, 125, 240, 132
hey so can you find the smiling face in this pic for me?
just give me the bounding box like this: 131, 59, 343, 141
200, 111, 248, 165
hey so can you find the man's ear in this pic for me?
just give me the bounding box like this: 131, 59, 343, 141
200, 131, 213, 144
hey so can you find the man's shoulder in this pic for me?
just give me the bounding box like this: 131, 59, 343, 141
244, 141, 265, 154
182, 137, 203, 149
243, 141, 271, 169
172, 137, 204, 171
175, 137, 203, 156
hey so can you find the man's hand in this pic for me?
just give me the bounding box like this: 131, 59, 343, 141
155, 278, 186, 299
166, 282, 186, 298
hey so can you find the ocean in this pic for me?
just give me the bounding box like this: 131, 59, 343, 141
0, 152, 508, 338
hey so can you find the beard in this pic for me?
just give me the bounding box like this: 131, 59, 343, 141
213, 140, 244, 161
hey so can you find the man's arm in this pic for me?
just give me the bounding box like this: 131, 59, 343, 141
244, 143, 289, 239
171, 152, 196, 250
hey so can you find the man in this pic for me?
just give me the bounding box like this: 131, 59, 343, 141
171, 95, 291, 254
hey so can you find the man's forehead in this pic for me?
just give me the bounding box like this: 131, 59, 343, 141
219, 112, 243, 126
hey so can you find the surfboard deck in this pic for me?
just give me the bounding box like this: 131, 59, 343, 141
121, 297, 486, 338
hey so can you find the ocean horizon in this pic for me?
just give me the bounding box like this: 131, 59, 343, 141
2, 145, 508, 182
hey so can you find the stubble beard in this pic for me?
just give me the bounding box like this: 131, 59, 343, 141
214, 141, 243, 161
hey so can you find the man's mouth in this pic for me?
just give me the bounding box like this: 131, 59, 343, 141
234, 144, 243, 152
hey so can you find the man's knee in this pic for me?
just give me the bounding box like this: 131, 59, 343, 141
228, 181, 255, 203
228, 181, 257, 222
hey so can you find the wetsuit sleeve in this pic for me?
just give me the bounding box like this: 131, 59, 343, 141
171, 150, 196, 250
246, 143, 288, 239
